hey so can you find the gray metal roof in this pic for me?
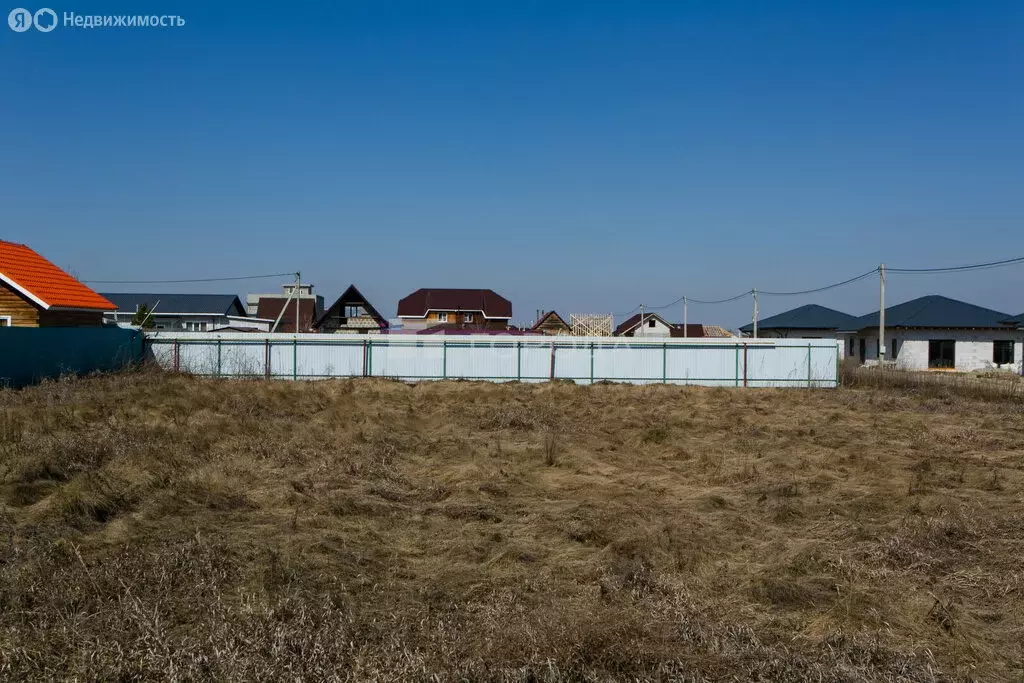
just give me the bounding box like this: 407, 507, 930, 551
855, 295, 1011, 329
102, 293, 245, 316
1002, 312, 1024, 326
740, 304, 861, 332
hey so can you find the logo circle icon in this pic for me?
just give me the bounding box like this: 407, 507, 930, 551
33, 7, 57, 32
8, 7, 32, 32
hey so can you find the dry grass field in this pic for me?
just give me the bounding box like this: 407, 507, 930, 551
1, 370, 1023, 681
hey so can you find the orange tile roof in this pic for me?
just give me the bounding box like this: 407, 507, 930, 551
0, 240, 115, 310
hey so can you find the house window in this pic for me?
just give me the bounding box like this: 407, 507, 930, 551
0, 316, 10, 327
648, 319, 656, 328
993, 340, 1015, 365
928, 340, 955, 369
848, 338, 855, 356
184, 321, 207, 332
345, 305, 363, 317
463, 313, 474, 323
437, 312, 449, 323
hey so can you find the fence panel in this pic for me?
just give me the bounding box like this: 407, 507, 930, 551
0, 327, 143, 388
143, 333, 840, 388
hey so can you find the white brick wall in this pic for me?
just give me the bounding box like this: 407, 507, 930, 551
857, 329, 1023, 372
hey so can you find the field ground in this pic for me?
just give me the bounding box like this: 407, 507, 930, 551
1, 371, 1023, 681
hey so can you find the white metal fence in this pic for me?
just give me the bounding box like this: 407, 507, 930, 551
144, 333, 840, 387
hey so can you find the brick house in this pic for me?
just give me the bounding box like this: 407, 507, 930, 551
396, 288, 512, 331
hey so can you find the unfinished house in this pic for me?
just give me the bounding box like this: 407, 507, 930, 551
530, 311, 571, 336
313, 285, 389, 334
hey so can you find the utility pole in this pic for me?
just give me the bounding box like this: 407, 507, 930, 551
878, 264, 886, 365
638, 303, 645, 337
295, 271, 301, 334
752, 289, 758, 339
683, 297, 688, 338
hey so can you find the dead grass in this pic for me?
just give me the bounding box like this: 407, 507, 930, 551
1, 369, 1023, 681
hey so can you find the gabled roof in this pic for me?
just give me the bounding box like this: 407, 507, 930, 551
740, 304, 861, 333
313, 284, 389, 330
855, 295, 1011, 329
614, 312, 673, 336
397, 288, 512, 319
102, 293, 245, 316
530, 310, 570, 331
0, 240, 115, 311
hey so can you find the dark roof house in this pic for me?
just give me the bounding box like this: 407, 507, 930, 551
397, 288, 512, 320
740, 304, 861, 334
102, 293, 246, 317
314, 285, 389, 333
256, 298, 320, 333
615, 313, 731, 338
854, 295, 1011, 329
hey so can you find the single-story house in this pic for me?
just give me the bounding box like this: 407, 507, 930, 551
854, 295, 1019, 371
615, 312, 675, 337
530, 311, 571, 336
739, 304, 861, 358
615, 312, 732, 338
396, 288, 512, 331
313, 284, 389, 334
0, 240, 116, 327
743, 296, 1021, 371
102, 293, 270, 331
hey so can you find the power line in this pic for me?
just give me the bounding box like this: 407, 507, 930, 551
759, 267, 879, 296
617, 252, 1024, 319
84, 272, 297, 285
887, 255, 1024, 274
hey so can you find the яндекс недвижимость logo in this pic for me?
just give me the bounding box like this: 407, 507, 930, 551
7, 8, 183, 31
8, 7, 56, 31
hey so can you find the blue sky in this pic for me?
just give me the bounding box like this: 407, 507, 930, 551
2, 0, 1022, 327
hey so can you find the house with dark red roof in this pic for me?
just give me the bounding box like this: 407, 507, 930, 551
396, 288, 512, 331
0, 240, 115, 327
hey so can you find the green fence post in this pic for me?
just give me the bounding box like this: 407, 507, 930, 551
442, 340, 447, 379
836, 343, 840, 388
216, 339, 222, 377
662, 342, 667, 383
516, 341, 522, 381
735, 344, 740, 387
807, 342, 812, 388
292, 338, 298, 381
367, 340, 373, 376
589, 342, 595, 384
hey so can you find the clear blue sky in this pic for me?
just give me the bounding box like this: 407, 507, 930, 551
3, 1, 1022, 327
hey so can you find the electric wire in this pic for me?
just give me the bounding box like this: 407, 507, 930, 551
84, 272, 297, 285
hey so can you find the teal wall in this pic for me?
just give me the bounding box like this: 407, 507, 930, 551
0, 327, 144, 388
